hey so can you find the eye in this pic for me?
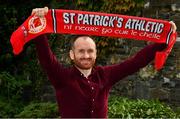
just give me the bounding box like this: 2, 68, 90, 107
88, 49, 94, 53
79, 49, 85, 53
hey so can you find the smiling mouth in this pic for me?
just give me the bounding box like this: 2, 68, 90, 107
81, 60, 91, 63
80, 58, 92, 61
81, 59, 93, 64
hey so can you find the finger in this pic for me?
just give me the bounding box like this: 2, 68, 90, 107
31, 8, 41, 16
31, 8, 37, 15
31, 7, 48, 17
39, 10, 45, 17
44, 6, 49, 13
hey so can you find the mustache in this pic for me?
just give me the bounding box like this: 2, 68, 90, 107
80, 58, 93, 61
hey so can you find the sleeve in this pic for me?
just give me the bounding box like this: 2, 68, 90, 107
34, 34, 67, 88
103, 43, 167, 87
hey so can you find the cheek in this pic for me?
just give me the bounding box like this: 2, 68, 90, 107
73, 54, 83, 60
92, 53, 97, 59
76, 53, 83, 58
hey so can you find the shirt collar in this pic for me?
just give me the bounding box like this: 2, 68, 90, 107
72, 65, 96, 78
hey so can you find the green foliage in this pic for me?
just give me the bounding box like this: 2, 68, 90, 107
0, 99, 24, 117
0, 0, 52, 103
175, 107, 180, 117
15, 102, 59, 118
75, 0, 144, 15
4, 96, 179, 118
100, 0, 144, 15
0, 71, 31, 117
108, 96, 179, 118
0, 71, 31, 100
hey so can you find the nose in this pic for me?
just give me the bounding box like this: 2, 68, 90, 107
84, 52, 90, 58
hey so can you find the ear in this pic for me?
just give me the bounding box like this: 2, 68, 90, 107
69, 50, 74, 60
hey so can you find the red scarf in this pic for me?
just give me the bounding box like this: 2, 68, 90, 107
10, 9, 177, 70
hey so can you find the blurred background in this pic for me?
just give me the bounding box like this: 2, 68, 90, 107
0, 0, 179, 118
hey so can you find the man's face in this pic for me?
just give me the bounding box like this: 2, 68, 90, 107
70, 36, 97, 70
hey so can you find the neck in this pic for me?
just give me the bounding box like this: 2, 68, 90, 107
75, 66, 92, 78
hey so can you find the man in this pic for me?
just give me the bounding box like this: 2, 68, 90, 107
32, 7, 177, 118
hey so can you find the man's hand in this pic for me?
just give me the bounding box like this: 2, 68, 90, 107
31, 6, 49, 17
169, 21, 177, 33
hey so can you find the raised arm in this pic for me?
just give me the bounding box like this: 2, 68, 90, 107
104, 21, 177, 87
32, 7, 67, 88
34, 35, 66, 88
103, 43, 166, 87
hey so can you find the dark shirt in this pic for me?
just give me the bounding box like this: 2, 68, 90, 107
35, 35, 166, 118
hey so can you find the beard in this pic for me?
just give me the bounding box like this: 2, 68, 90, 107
73, 58, 95, 70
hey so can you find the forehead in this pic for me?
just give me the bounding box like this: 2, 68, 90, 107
73, 36, 96, 49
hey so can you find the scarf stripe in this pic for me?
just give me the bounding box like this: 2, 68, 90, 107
52, 9, 57, 33
166, 27, 173, 44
